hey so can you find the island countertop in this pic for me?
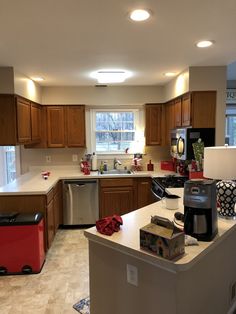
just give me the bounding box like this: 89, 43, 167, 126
84, 188, 236, 273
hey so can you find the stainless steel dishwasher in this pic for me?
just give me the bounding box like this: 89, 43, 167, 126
62, 179, 99, 225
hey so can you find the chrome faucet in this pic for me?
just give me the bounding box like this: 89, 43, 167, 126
114, 158, 122, 169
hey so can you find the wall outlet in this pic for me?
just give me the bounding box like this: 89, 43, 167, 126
46, 155, 51, 163
72, 154, 78, 162
127, 264, 138, 286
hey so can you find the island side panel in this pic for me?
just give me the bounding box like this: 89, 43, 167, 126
176, 227, 236, 314
88, 241, 177, 314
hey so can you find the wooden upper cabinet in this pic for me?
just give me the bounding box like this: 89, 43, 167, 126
47, 106, 65, 147
163, 101, 175, 145
191, 91, 216, 128
30, 102, 41, 143
145, 104, 162, 146
174, 98, 182, 127
65, 106, 86, 147
16, 96, 32, 143
181, 93, 191, 126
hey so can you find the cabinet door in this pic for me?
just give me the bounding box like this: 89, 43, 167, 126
66, 106, 86, 147
181, 94, 191, 126
47, 199, 55, 248
16, 97, 31, 143
136, 178, 153, 209
174, 98, 182, 127
145, 104, 162, 145
191, 91, 216, 128
163, 101, 175, 145
53, 181, 62, 231
100, 187, 134, 218
47, 106, 65, 147
31, 102, 41, 142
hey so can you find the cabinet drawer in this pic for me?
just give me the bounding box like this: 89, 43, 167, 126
46, 189, 54, 204
100, 178, 134, 187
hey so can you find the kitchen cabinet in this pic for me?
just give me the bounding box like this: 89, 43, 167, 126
0, 94, 42, 145
136, 177, 154, 209
47, 106, 65, 147
145, 104, 163, 146
0, 181, 62, 251
173, 91, 216, 128
163, 100, 175, 146
99, 178, 135, 218
46, 105, 86, 148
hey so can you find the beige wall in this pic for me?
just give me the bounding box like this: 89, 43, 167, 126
0, 67, 14, 93
164, 68, 189, 101
14, 70, 42, 103
41, 85, 164, 106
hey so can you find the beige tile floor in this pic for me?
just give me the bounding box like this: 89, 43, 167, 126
0, 229, 89, 314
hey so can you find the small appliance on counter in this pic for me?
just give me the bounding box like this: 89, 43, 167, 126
184, 179, 218, 241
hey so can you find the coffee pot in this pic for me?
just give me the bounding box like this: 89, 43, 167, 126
183, 179, 218, 241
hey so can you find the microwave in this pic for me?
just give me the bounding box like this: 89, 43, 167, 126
170, 127, 215, 160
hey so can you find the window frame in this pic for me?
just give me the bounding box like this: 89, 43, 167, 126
90, 108, 144, 156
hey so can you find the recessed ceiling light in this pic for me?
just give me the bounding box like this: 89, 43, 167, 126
32, 77, 45, 82
129, 9, 151, 21
196, 40, 214, 48
164, 72, 177, 77
90, 70, 132, 84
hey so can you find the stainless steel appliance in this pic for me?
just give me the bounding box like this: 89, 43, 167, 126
170, 127, 215, 160
63, 179, 99, 225
151, 175, 188, 201
184, 179, 218, 241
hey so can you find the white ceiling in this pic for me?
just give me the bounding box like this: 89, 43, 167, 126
0, 0, 236, 86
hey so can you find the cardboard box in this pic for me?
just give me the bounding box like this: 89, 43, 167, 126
140, 223, 185, 260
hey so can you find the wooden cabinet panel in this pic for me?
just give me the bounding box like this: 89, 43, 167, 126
163, 101, 175, 146
181, 94, 191, 126
99, 178, 135, 218
66, 106, 85, 147
0, 94, 17, 145
191, 91, 216, 128
174, 98, 182, 127
136, 177, 153, 209
46, 198, 55, 249
16, 96, 31, 143
31, 102, 41, 142
53, 181, 62, 231
47, 106, 65, 147
145, 104, 162, 145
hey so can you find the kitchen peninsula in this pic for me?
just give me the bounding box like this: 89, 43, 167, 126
84, 188, 236, 314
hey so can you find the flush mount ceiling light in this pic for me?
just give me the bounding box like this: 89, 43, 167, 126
91, 70, 132, 84
164, 72, 177, 77
129, 9, 151, 21
31, 77, 45, 82
196, 40, 214, 48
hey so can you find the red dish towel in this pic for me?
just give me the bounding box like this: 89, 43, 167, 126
96, 215, 123, 236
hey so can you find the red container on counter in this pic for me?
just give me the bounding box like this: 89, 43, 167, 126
160, 160, 174, 171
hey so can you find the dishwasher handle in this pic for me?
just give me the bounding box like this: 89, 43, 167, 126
63, 180, 97, 185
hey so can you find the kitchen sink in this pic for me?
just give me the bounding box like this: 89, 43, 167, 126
99, 169, 133, 175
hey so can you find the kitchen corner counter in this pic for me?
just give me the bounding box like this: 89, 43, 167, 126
0, 167, 175, 195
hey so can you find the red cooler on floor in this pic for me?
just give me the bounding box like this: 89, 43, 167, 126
0, 212, 45, 275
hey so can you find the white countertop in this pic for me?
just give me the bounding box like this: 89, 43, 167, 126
0, 166, 175, 195
84, 187, 236, 273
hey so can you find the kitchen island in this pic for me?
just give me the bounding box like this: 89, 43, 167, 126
84, 188, 236, 314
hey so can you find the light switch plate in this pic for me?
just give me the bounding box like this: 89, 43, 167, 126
72, 154, 78, 162
46, 156, 51, 163
127, 264, 138, 286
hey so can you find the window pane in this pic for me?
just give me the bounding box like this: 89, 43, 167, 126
225, 116, 236, 145
95, 111, 136, 153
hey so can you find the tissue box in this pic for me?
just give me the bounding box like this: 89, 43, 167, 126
140, 223, 185, 260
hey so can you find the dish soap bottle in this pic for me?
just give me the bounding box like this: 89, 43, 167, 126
147, 160, 154, 171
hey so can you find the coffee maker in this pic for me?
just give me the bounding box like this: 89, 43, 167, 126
184, 179, 218, 241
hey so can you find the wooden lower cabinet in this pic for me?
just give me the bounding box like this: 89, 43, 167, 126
99, 177, 154, 218
136, 177, 153, 209
0, 181, 62, 251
